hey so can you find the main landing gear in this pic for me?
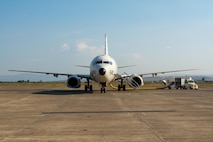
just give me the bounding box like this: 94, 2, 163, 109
118, 79, 126, 91
85, 78, 93, 92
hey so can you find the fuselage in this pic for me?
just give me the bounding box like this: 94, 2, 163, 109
90, 55, 117, 84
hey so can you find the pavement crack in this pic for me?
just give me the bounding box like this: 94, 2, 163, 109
134, 114, 166, 142
112, 93, 166, 142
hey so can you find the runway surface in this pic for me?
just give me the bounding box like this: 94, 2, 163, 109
0, 84, 213, 141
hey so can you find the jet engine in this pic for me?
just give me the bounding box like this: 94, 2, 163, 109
128, 74, 144, 88
67, 75, 81, 88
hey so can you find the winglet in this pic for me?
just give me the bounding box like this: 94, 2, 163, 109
105, 34, 109, 55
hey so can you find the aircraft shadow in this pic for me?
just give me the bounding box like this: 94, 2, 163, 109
32, 90, 93, 95
42, 110, 176, 114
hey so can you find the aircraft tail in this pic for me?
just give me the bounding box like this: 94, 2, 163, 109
105, 34, 109, 55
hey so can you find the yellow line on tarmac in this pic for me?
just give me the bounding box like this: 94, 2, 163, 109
109, 83, 168, 91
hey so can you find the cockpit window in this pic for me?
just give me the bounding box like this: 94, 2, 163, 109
103, 61, 109, 64
103, 61, 112, 65
96, 60, 102, 64
95, 60, 112, 65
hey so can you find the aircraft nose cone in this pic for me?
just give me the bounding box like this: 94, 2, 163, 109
99, 68, 106, 75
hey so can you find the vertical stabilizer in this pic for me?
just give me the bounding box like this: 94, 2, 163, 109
105, 34, 109, 55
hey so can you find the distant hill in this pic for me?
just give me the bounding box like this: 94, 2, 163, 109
0, 73, 66, 82
1, 73, 213, 82
143, 75, 213, 82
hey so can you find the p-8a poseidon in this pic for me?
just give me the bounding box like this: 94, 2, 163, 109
9, 35, 197, 93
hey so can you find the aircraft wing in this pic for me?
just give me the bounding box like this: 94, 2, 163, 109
118, 65, 136, 68
114, 69, 199, 81
138, 69, 199, 77
8, 70, 91, 79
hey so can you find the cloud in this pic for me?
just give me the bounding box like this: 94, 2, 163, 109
131, 53, 143, 60
76, 42, 104, 55
77, 42, 88, 51
61, 43, 70, 51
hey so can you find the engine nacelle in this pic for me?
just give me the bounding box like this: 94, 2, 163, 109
162, 80, 168, 86
67, 75, 81, 88
128, 74, 144, 88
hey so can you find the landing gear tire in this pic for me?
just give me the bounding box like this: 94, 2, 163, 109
85, 85, 93, 92
89, 85, 93, 91
100, 83, 106, 93
85, 78, 93, 92
118, 85, 121, 91
85, 85, 88, 91
118, 79, 126, 91
123, 85, 126, 91
118, 85, 126, 91
101, 87, 106, 93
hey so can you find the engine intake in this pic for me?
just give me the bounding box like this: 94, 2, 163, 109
128, 74, 144, 88
67, 75, 81, 88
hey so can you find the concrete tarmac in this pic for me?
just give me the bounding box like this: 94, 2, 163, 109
0, 84, 213, 142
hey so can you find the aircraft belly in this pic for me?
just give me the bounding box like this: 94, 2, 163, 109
90, 70, 114, 83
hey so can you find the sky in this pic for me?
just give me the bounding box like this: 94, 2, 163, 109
0, 0, 213, 78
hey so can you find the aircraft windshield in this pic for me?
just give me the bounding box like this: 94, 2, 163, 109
96, 60, 102, 64
103, 61, 112, 65
95, 60, 112, 65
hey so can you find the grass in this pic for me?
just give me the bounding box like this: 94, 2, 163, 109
197, 82, 213, 87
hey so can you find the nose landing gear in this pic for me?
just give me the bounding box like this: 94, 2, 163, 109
100, 82, 106, 93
